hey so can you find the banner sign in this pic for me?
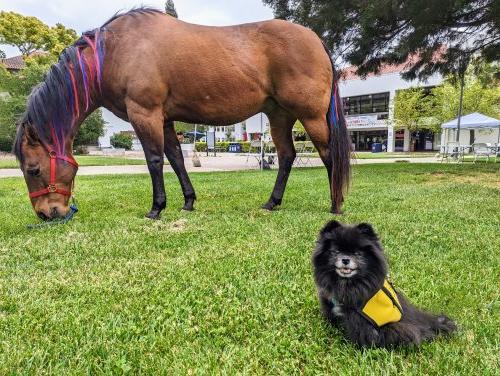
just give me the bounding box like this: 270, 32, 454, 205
346, 115, 388, 129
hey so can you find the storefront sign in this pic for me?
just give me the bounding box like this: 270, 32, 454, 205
346, 115, 388, 129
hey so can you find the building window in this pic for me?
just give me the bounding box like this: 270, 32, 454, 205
343, 92, 390, 115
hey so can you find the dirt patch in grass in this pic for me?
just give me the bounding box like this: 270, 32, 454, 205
425, 171, 500, 189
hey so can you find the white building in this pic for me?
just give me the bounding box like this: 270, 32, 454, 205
339, 64, 443, 152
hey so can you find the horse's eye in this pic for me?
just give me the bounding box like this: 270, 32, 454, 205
27, 167, 41, 177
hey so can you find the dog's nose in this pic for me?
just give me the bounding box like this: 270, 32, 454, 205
342, 258, 350, 265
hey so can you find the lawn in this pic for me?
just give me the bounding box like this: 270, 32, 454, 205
354, 152, 436, 159
0, 164, 498, 374
0, 155, 146, 169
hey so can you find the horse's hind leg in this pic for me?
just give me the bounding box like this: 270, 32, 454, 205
163, 121, 196, 211
262, 108, 297, 211
127, 104, 166, 219
300, 116, 338, 214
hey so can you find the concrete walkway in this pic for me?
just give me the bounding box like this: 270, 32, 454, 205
0, 154, 438, 179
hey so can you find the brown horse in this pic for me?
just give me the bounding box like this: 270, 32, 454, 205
14, 7, 350, 221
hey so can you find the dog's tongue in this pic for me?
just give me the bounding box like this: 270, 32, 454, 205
341, 267, 352, 274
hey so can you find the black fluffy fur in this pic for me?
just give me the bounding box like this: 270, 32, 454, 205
312, 221, 457, 348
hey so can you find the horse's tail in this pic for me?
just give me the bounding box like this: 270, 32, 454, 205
323, 44, 351, 213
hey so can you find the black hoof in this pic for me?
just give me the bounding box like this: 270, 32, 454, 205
262, 201, 277, 211
145, 210, 161, 220
182, 197, 196, 211
330, 207, 344, 215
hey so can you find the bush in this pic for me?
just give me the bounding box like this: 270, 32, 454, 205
110, 133, 133, 150
74, 145, 89, 155
195, 141, 252, 153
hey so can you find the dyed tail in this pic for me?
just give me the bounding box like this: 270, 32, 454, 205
323, 44, 351, 214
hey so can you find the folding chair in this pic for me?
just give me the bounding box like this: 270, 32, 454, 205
246, 140, 263, 164
440, 142, 464, 163
472, 143, 493, 163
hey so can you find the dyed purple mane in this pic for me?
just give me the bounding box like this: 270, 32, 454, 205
13, 8, 165, 161
13, 29, 106, 159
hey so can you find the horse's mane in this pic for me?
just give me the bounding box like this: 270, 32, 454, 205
13, 6, 162, 161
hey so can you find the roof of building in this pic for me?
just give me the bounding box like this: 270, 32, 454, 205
0, 55, 26, 71
1, 52, 48, 71
342, 62, 411, 81
342, 47, 447, 81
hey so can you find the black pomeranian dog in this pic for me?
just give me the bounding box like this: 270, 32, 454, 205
312, 220, 456, 348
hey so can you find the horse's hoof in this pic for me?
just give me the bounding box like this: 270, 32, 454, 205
330, 208, 344, 215
262, 202, 276, 211
182, 200, 195, 211
145, 211, 161, 220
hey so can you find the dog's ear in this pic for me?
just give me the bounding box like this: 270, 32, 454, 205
357, 223, 378, 239
320, 220, 342, 235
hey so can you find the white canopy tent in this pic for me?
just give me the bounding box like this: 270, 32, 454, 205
442, 112, 500, 129
441, 112, 500, 145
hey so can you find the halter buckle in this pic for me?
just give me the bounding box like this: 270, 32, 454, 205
48, 184, 57, 193
49, 151, 57, 158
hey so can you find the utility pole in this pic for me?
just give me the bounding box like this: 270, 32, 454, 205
455, 55, 469, 143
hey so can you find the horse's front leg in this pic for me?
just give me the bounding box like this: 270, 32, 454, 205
127, 105, 166, 219
163, 121, 197, 211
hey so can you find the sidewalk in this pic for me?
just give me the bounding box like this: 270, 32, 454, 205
0, 154, 439, 178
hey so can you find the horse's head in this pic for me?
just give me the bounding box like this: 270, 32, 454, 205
15, 124, 78, 221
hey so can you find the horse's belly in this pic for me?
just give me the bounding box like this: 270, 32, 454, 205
167, 72, 269, 125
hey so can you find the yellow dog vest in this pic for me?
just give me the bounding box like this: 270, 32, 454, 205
360, 280, 403, 327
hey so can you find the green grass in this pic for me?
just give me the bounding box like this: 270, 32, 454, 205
0, 164, 499, 374
0, 155, 146, 169
353, 152, 436, 159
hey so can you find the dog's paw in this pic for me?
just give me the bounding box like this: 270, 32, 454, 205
436, 315, 457, 334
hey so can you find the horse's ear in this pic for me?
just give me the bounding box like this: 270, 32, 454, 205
320, 220, 342, 235
23, 124, 39, 145
357, 223, 378, 239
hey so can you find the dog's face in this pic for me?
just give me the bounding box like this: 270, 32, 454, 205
313, 221, 387, 286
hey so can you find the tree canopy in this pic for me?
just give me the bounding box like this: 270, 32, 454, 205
0, 13, 104, 152
165, 0, 179, 18
262, 0, 499, 80
393, 59, 500, 133
0, 11, 77, 57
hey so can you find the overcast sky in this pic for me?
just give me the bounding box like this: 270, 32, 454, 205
0, 0, 275, 57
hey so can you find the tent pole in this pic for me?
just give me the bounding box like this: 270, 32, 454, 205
455, 72, 465, 143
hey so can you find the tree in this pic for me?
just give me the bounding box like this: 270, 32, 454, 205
46, 23, 78, 56
262, 0, 499, 80
165, 0, 178, 18
74, 109, 106, 147
393, 61, 500, 133
0, 49, 5, 59
0, 11, 52, 56
0, 11, 77, 57
110, 133, 133, 150
393, 88, 439, 132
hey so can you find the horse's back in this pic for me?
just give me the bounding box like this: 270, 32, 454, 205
103, 13, 332, 123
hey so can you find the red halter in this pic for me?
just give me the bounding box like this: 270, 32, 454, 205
28, 148, 79, 199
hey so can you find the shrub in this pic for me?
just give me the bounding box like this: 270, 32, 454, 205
110, 133, 133, 150
195, 141, 252, 153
